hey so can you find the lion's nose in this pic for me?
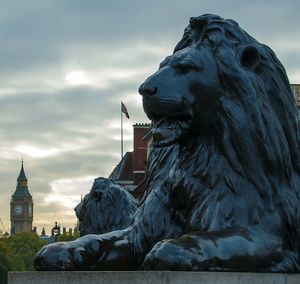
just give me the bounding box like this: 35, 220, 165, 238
139, 83, 157, 97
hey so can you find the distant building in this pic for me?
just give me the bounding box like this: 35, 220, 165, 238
39, 227, 50, 242
37, 223, 77, 243
109, 123, 151, 200
292, 84, 300, 107
10, 161, 33, 235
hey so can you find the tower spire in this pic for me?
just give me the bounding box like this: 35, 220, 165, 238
18, 158, 27, 181
13, 159, 30, 196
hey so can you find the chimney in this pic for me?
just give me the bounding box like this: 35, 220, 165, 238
133, 124, 150, 173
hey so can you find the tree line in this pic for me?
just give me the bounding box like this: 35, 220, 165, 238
0, 231, 79, 284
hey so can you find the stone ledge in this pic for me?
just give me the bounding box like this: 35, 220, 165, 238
8, 271, 300, 284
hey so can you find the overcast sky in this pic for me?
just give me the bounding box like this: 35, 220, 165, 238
0, 0, 299, 234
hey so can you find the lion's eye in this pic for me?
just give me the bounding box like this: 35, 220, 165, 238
174, 63, 197, 75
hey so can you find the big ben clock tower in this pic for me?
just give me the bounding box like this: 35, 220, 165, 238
10, 161, 33, 234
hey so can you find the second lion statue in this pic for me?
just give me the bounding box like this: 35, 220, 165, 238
75, 177, 138, 236
35, 14, 300, 272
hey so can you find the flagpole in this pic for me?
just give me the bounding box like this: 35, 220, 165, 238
121, 101, 123, 159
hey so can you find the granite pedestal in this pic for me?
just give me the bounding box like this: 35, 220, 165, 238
8, 271, 300, 284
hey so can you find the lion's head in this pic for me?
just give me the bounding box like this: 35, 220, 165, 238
75, 177, 138, 236
139, 34, 223, 147
139, 14, 300, 226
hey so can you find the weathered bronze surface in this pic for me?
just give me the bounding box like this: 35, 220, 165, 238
35, 14, 300, 272
75, 178, 138, 236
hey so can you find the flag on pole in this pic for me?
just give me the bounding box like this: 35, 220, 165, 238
121, 101, 130, 119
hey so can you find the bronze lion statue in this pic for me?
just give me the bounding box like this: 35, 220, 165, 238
35, 14, 300, 272
75, 178, 138, 236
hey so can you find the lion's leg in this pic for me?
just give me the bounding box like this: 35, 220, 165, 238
35, 187, 180, 271
143, 227, 283, 271
34, 230, 137, 270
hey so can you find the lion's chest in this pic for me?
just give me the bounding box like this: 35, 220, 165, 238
147, 144, 209, 231
165, 150, 244, 232
165, 159, 214, 231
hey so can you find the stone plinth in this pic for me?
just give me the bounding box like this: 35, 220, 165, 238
8, 271, 300, 284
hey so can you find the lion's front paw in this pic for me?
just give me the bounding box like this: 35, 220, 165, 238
143, 241, 196, 271
34, 237, 103, 271
34, 242, 75, 271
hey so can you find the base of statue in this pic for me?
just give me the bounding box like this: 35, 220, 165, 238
8, 271, 300, 284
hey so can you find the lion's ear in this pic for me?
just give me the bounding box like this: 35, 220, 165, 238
239, 45, 261, 70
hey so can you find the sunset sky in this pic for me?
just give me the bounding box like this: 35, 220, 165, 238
0, 0, 300, 234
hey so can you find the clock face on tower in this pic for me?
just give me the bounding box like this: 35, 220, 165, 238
28, 205, 32, 216
14, 205, 23, 215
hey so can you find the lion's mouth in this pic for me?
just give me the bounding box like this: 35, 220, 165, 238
143, 97, 193, 147
151, 115, 192, 147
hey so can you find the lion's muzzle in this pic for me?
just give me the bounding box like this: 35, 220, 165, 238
139, 82, 157, 97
